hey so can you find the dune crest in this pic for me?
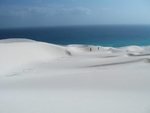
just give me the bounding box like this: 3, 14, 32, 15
0, 38, 36, 43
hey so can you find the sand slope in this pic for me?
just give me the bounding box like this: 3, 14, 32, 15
0, 39, 150, 113
0, 39, 70, 76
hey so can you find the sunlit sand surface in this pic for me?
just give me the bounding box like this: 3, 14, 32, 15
1, 39, 150, 113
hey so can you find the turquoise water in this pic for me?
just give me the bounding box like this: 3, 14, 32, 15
0, 25, 150, 47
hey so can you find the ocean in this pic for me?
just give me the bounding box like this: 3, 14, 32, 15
0, 25, 150, 47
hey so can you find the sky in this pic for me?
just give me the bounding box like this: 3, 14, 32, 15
0, 0, 150, 28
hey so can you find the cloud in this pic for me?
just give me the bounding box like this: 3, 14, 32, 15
0, 4, 91, 17
68, 7, 91, 15
31, 6, 92, 15
0, 5, 29, 17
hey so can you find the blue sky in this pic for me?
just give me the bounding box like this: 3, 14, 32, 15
0, 0, 150, 28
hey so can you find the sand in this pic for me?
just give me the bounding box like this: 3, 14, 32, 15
0, 38, 150, 113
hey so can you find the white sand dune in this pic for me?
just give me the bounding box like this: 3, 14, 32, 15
0, 39, 69, 76
0, 38, 150, 113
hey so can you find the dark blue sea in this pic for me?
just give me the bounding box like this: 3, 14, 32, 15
0, 25, 150, 47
